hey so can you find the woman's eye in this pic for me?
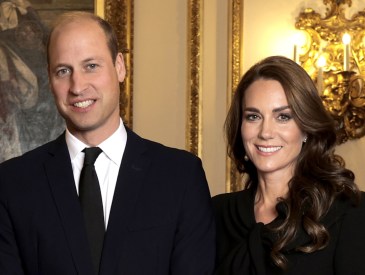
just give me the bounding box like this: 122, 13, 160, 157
245, 113, 260, 121
278, 113, 292, 121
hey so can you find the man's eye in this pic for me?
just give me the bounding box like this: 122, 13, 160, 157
56, 68, 70, 77
86, 63, 98, 70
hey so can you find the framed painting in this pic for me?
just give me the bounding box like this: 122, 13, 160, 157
0, 0, 133, 163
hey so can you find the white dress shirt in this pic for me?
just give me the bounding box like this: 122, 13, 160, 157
65, 120, 127, 228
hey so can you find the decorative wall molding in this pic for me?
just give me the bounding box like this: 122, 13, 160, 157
187, 0, 203, 157
226, 0, 244, 192
96, 0, 134, 128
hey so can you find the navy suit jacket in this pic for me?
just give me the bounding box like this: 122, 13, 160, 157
0, 129, 215, 275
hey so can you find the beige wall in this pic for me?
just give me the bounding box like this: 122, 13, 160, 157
133, 0, 227, 196
133, 0, 365, 196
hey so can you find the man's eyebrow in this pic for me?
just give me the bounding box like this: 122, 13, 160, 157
52, 63, 72, 70
53, 58, 100, 69
82, 57, 96, 63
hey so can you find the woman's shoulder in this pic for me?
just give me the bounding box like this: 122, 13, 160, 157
212, 188, 255, 219
212, 189, 250, 205
334, 191, 365, 211
327, 192, 365, 272
324, 191, 365, 227
342, 191, 365, 216
212, 188, 257, 234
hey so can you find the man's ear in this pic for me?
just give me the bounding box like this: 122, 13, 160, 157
115, 53, 126, 82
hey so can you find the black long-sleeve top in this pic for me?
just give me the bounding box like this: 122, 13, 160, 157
212, 187, 365, 275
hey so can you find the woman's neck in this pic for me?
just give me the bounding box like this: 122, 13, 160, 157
254, 174, 290, 224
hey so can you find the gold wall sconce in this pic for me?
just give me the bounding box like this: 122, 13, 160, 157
294, 0, 365, 144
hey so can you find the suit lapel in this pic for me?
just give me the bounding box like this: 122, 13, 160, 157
100, 129, 151, 274
44, 134, 94, 275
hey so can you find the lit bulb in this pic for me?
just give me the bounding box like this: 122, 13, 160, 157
342, 33, 351, 45
294, 31, 307, 47
317, 55, 326, 68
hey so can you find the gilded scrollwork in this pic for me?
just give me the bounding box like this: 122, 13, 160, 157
295, 0, 365, 143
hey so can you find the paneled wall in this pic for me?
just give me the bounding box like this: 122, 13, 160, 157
132, 0, 365, 195
133, 0, 227, 196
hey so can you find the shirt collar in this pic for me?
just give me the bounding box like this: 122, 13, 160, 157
98, 122, 126, 166
65, 119, 127, 166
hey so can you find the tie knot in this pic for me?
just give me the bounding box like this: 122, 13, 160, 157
83, 147, 102, 165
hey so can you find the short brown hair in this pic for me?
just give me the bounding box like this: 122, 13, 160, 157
47, 11, 119, 65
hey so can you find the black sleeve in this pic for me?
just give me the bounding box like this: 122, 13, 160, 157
334, 192, 365, 274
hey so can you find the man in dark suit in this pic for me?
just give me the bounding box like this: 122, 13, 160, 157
0, 11, 215, 275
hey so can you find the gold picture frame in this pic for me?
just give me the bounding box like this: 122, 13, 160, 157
186, 0, 203, 157
95, 0, 134, 128
186, 1, 243, 191
226, 0, 244, 192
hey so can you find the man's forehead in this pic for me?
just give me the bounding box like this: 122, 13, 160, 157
50, 19, 103, 45
53, 17, 96, 32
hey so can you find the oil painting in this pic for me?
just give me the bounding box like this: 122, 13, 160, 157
0, 0, 93, 162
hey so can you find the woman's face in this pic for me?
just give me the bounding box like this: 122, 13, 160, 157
241, 79, 306, 179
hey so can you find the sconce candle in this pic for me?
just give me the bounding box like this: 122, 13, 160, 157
342, 33, 351, 71
317, 56, 326, 95
294, 44, 299, 63
293, 31, 306, 64
295, 1, 365, 143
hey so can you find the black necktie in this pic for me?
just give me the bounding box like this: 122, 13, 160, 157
79, 147, 104, 275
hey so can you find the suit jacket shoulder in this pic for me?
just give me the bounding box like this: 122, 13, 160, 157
126, 128, 200, 163
0, 133, 68, 170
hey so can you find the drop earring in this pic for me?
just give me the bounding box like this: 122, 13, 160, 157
244, 155, 249, 161
303, 136, 307, 143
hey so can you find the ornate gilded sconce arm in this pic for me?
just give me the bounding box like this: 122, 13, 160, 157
295, 0, 365, 143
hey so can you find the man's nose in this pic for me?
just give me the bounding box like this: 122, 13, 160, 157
69, 71, 87, 95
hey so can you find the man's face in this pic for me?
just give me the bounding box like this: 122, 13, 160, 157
48, 18, 125, 144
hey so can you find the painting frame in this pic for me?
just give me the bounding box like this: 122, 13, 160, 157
95, 0, 134, 128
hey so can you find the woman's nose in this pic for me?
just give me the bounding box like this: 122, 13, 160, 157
258, 119, 274, 139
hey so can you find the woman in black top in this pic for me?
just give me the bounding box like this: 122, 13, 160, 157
213, 56, 365, 274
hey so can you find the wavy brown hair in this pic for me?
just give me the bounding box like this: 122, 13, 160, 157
225, 56, 360, 269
